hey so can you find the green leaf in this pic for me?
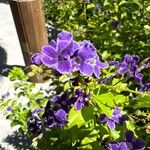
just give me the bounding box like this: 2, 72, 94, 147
87, 3, 95, 9
94, 92, 115, 107
93, 92, 115, 117
68, 107, 85, 127
8, 67, 29, 81
119, 2, 140, 12
114, 94, 126, 105
133, 94, 150, 108
81, 105, 95, 122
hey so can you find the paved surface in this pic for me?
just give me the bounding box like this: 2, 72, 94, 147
0, 0, 25, 149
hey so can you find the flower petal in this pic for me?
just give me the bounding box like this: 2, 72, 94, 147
42, 45, 57, 58
80, 63, 93, 76
132, 138, 145, 150
118, 64, 128, 74
98, 61, 109, 68
61, 41, 78, 57
31, 53, 42, 65
109, 142, 119, 150
125, 130, 134, 142
49, 40, 57, 48
57, 31, 73, 41
57, 60, 71, 73
41, 54, 57, 66
113, 107, 121, 116
57, 40, 69, 51
134, 72, 143, 84
119, 141, 128, 150
55, 109, 67, 121
107, 120, 116, 130
93, 66, 101, 78
75, 100, 83, 111
124, 54, 133, 63
100, 114, 108, 123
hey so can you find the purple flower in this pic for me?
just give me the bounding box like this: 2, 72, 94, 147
31, 53, 43, 65
100, 107, 127, 130
72, 40, 108, 77
73, 88, 90, 111
125, 130, 145, 150
118, 54, 143, 84
109, 131, 145, 150
109, 141, 128, 150
118, 54, 139, 75
140, 80, 150, 92
32, 108, 43, 118
111, 20, 120, 29
7, 106, 13, 113
1, 92, 10, 100
41, 31, 78, 74
31, 31, 107, 77
54, 109, 67, 122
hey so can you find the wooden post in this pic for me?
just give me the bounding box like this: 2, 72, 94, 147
9, 0, 48, 66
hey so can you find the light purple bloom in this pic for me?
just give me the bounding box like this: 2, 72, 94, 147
41, 31, 78, 74
54, 109, 67, 121
109, 141, 128, 150
72, 40, 108, 77
100, 107, 124, 130
118, 54, 143, 84
118, 54, 139, 75
31, 53, 43, 65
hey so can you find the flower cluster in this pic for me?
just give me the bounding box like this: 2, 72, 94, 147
27, 89, 90, 134
100, 107, 128, 130
118, 54, 143, 84
31, 31, 108, 78
140, 81, 150, 92
109, 130, 145, 150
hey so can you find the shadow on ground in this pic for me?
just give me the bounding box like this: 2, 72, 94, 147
3, 131, 32, 150
0, 46, 7, 75
0, 46, 25, 77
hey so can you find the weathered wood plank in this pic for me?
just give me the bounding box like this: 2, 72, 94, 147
9, 0, 48, 66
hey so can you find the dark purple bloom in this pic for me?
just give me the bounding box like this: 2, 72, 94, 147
109, 131, 145, 150
100, 107, 127, 130
109, 141, 128, 150
111, 20, 120, 29
125, 130, 145, 150
31, 53, 43, 65
41, 31, 78, 74
73, 88, 90, 111
140, 80, 150, 92
72, 40, 108, 77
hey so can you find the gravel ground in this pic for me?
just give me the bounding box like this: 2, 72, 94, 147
0, 0, 25, 149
